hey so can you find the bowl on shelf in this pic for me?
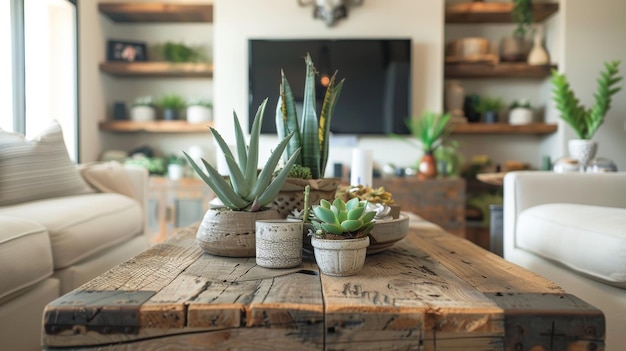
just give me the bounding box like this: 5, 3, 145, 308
367, 213, 410, 255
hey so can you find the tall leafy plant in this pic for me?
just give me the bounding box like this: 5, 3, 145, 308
276, 53, 345, 179
551, 60, 622, 139
405, 111, 452, 154
512, 0, 534, 37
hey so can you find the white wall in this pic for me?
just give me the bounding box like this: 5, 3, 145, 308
213, 0, 445, 176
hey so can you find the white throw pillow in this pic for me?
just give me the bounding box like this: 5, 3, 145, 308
0, 120, 93, 206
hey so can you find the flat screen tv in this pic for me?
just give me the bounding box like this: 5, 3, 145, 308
248, 39, 412, 135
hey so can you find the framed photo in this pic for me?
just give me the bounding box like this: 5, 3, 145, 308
107, 40, 147, 62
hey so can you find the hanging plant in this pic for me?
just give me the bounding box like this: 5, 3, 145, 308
512, 0, 534, 37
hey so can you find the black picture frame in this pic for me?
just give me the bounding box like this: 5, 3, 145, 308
107, 40, 147, 62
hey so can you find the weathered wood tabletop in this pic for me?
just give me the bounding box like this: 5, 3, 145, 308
42, 216, 604, 351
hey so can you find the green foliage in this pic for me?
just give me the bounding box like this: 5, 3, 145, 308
187, 98, 212, 108
276, 53, 345, 179
184, 99, 301, 211
133, 96, 155, 107
512, 0, 534, 37
162, 41, 207, 63
167, 154, 186, 165
158, 94, 187, 110
287, 164, 312, 179
510, 98, 532, 109
311, 198, 376, 238
474, 97, 504, 114
551, 60, 622, 139
125, 156, 166, 175
404, 110, 452, 153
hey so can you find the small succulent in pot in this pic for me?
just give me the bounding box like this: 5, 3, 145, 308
311, 198, 376, 240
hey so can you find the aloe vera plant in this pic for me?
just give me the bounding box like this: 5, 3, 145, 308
184, 99, 300, 211
276, 53, 345, 179
311, 198, 376, 239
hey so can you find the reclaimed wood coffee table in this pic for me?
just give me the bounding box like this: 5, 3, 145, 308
42, 216, 605, 350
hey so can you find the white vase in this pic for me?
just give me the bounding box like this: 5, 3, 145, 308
527, 27, 550, 66
255, 219, 303, 268
187, 106, 212, 124
130, 106, 155, 122
508, 107, 533, 125
568, 139, 598, 170
311, 236, 369, 276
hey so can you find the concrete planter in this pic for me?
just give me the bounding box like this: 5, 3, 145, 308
311, 236, 369, 276
255, 219, 303, 268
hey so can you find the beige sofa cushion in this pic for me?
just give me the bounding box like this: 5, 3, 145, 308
0, 193, 143, 269
517, 203, 626, 289
0, 121, 93, 206
0, 216, 54, 301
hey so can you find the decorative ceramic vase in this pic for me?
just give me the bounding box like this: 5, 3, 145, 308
271, 178, 341, 218
418, 152, 438, 180
483, 110, 499, 124
527, 27, 550, 66
255, 219, 303, 269
196, 208, 281, 257
187, 106, 212, 124
163, 108, 179, 121
500, 36, 531, 62
130, 106, 155, 122
445, 80, 466, 123
311, 236, 370, 276
509, 107, 533, 125
568, 139, 598, 171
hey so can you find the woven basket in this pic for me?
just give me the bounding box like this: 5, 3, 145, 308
271, 178, 341, 218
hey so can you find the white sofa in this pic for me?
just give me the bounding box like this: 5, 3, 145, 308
0, 122, 150, 350
504, 171, 626, 351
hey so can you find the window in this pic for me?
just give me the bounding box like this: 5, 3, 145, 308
6, 0, 78, 161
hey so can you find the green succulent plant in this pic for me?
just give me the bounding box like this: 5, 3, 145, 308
474, 97, 504, 114
276, 52, 345, 179
187, 98, 213, 108
551, 60, 622, 140
133, 96, 155, 107
311, 198, 376, 239
159, 94, 187, 110
184, 99, 300, 211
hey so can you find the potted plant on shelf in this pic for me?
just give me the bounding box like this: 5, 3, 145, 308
500, 0, 533, 62
474, 96, 504, 124
130, 96, 156, 122
167, 154, 187, 181
310, 198, 376, 276
272, 52, 345, 218
186, 98, 213, 124
551, 60, 622, 169
401, 110, 452, 180
159, 94, 187, 121
183, 99, 300, 257
508, 98, 533, 125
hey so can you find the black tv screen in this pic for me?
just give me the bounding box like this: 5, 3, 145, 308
248, 39, 412, 135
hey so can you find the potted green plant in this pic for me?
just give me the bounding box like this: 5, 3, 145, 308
500, 0, 533, 62
186, 98, 213, 124
551, 60, 622, 168
130, 96, 156, 122
272, 52, 345, 217
158, 94, 187, 120
184, 99, 301, 257
474, 96, 504, 123
402, 110, 452, 180
162, 41, 208, 63
309, 198, 376, 276
167, 154, 187, 181
508, 98, 533, 125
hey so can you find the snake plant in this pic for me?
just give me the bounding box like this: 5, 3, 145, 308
184, 99, 300, 211
311, 198, 376, 238
551, 60, 622, 139
276, 52, 345, 179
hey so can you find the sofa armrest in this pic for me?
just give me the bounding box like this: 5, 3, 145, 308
503, 171, 626, 258
121, 165, 149, 213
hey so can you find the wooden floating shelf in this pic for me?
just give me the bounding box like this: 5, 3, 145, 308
445, 63, 556, 79
446, 2, 559, 23
98, 3, 212, 23
451, 123, 557, 135
99, 120, 212, 133
99, 62, 213, 78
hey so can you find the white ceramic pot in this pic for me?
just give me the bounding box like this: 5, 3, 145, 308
187, 106, 212, 124
196, 208, 281, 257
167, 164, 185, 181
311, 236, 370, 276
130, 106, 155, 122
508, 107, 533, 125
255, 219, 303, 268
568, 139, 598, 170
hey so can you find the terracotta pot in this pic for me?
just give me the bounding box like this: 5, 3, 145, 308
271, 177, 341, 218
418, 152, 438, 180
196, 208, 281, 257
311, 236, 370, 276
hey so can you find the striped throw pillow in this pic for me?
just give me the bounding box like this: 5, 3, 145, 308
0, 121, 93, 206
